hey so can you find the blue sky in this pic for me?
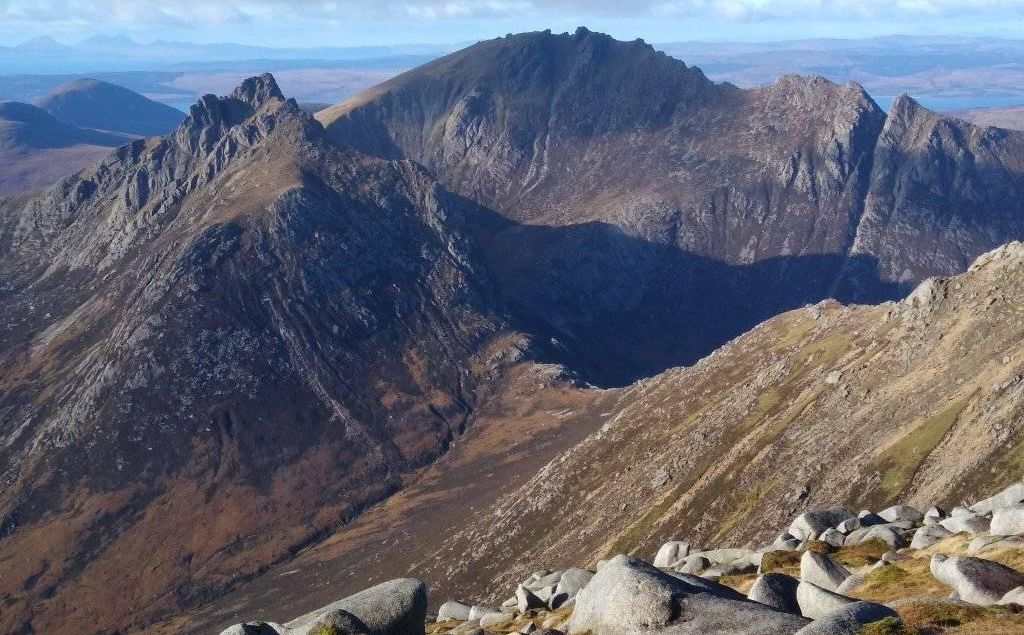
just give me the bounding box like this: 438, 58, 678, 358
3, 1, 1024, 47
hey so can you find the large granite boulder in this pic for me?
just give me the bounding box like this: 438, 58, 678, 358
800, 551, 851, 592
569, 555, 807, 635
285, 578, 427, 635
793, 601, 900, 635
748, 573, 801, 615
788, 508, 856, 541
930, 554, 1024, 605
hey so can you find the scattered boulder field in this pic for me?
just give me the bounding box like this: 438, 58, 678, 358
220, 480, 1024, 635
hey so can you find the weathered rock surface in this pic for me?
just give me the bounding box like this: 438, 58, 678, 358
789, 509, 856, 542
438, 601, 472, 622
654, 541, 691, 568
930, 554, 1024, 605
878, 505, 924, 524
971, 482, 1024, 515
991, 504, 1024, 536
796, 582, 857, 619
748, 573, 801, 615
911, 525, 952, 549
792, 601, 898, 635
800, 551, 851, 592
569, 555, 807, 635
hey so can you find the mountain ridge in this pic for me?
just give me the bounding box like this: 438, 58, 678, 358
5, 30, 1024, 634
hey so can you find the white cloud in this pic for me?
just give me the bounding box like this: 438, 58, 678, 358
0, 0, 1022, 38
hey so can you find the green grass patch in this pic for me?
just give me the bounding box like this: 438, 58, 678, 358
833, 539, 891, 567
865, 563, 910, 584
876, 391, 977, 499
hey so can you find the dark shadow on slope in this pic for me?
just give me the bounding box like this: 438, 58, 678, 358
466, 208, 909, 387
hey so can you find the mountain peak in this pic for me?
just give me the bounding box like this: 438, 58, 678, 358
177, 73, 295, 154
889, 92, 926, 120
231, 72, 285, 110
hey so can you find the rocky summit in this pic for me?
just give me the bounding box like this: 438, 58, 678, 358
219, 479, 1024, 634
6, 28, 1024, 635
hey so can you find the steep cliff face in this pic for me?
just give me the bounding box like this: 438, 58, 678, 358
0, 74, 516, 634
321, 28, 1024, 321
852, 94, 1024, 286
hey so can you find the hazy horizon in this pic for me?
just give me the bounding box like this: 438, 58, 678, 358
2, 0, 1024, 49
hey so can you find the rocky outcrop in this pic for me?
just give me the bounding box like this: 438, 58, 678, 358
217, 479, 1024, 634
0, 74, 515, 635
321, 29, 1024, 383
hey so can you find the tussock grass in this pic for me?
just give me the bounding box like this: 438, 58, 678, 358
894, 599, 1024, 634
857, 616, 918, 635
833, 539, 892, 568
759, 549, 802, 575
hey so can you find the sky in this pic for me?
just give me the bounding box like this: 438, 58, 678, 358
2, 0, 1024, 47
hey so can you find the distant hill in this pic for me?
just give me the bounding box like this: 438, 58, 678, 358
950, 104, 1024, 131
36, 78, 184, 136
0, 101, 128, 195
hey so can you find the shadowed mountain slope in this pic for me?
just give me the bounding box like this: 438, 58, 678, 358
7, 28, 1024, 634
321, 29, 1024, 376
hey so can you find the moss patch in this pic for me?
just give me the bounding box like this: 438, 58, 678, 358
760, 549, 802, 575
833, 539, 892, 568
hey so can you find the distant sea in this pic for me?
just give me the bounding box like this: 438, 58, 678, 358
873, 94, 1024, 112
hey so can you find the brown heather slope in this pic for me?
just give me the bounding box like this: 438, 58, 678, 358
179, 241, 1024, 633
0, 74, 533, 634
0, 101, 129, 195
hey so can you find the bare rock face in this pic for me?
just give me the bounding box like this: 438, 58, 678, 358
321, 29, 1024, 384
0, 74, 510, 635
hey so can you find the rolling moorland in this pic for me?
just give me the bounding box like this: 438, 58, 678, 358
4, 27, 1024, 635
